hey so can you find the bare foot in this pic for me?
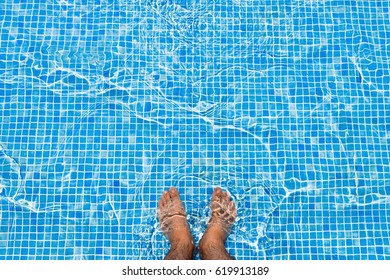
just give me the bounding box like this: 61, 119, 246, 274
199, 187, 237, 260
158, 187, 194, 260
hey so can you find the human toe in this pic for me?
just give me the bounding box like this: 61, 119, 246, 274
158, 191, 168, 207
168, 187, 179, 199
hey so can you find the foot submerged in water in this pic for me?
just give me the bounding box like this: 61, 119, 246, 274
199, 187, 237, 260
158, 187, 194, 259
158, 187, 236, 260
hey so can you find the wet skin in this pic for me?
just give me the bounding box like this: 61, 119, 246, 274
158, 187, 237, 260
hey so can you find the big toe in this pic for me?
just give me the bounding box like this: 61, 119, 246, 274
212, 187, 224, 204
168, 187, 180, 200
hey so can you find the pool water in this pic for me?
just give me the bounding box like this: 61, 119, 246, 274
0, 0, 389, 260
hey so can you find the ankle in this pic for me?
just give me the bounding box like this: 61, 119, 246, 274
168, 231, 194, 246
169, 230, 194, 245
200, 236, 223, 248
202, 225, 227, 242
